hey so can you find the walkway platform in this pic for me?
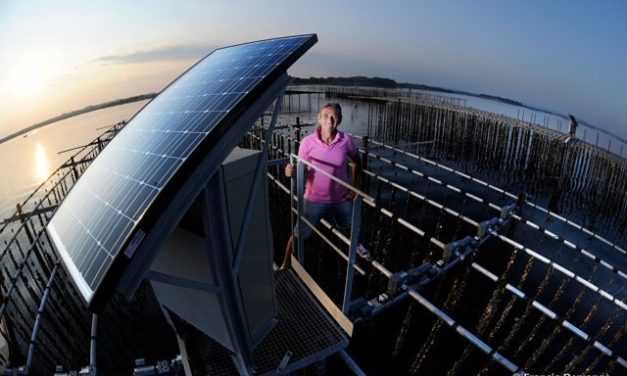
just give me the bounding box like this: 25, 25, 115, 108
181, 268, 349, 375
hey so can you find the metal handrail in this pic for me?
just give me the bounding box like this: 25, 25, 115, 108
289, 153, 375, 205
360, 145, 627, 278
261, 125, 622, 373
288, 151, 370, 314
0, 123, 124, 372
361, 136, 626, 257
356, 156, 627, 305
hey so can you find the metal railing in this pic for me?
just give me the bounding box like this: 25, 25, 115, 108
2, 113, 624, 374
0, 123, 124, 374
277, 144, 527, 374
256, 123, 626, 374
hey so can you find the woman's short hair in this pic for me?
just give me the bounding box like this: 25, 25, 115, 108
320, 103, 342, 124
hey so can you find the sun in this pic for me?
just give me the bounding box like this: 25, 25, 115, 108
20, 73, 44, 96
1, 47, 72, 105
10, 68, 46, 100
1, 57, 54, 103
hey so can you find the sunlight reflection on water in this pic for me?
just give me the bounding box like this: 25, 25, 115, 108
0, 101, 147, 219
35, 142, 49, 183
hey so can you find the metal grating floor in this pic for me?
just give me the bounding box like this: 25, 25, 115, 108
184, 268, 349, 375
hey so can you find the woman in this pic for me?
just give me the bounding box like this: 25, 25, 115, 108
281, 103, 361, 269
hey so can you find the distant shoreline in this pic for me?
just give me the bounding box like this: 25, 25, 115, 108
291, 76, 525, 106
2, 77, 624, 146
0, 93, 157, 145
292, 76, 627, 144
292, 76, 579, 120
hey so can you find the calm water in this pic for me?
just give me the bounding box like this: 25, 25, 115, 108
0, 93, 370, 221
0, 101, 147, 219
1, 88, 624, 220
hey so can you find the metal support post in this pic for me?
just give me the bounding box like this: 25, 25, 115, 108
342, 196, 362, 315
288, 153, 296, 263
296, 160, 306, 266
90, 314, 98, 374
339, 350, 368, 376
233, 95, 283, 273
361, 136, 369, 171
203, 177, 255, 375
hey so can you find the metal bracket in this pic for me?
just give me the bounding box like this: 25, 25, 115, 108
477, 218, 500, 237
442, 236, 475, 262
387, 263, 438, 297
500, 203, 518, 219
275, 351, 293, 374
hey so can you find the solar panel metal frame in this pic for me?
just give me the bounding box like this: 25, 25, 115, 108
47, 34, 317, 312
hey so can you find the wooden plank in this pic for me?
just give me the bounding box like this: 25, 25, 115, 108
290, 257, 354, 336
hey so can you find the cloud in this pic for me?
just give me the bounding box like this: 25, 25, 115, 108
97, 44, 218, 64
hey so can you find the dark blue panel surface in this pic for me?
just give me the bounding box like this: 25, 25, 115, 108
47, 34, 316, 309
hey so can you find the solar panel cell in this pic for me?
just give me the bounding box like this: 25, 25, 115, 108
47, 34, 317, 311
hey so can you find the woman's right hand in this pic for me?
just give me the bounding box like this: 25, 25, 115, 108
285, 163, 295, 178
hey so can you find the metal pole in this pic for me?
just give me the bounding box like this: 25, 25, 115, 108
90, 314, 98, 374
289, 153, 296, 264
16, 203, 35, 244
26, 263, 59, 369
339, 350, 368, 376
296, 160, 305, 265
342, 196, 362, 314
361, 136, 369, 171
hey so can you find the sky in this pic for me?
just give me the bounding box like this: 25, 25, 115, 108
1, 0, 626, 140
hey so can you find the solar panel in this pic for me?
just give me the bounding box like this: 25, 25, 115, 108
47, 34, 317, 311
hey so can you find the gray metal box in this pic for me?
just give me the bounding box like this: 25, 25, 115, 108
150, 147, 275, 352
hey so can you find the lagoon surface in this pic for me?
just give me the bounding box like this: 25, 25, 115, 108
0, 101, 148, 219
1, 88, 624, 221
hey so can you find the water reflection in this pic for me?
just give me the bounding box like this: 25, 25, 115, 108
35, 142, 49, 182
